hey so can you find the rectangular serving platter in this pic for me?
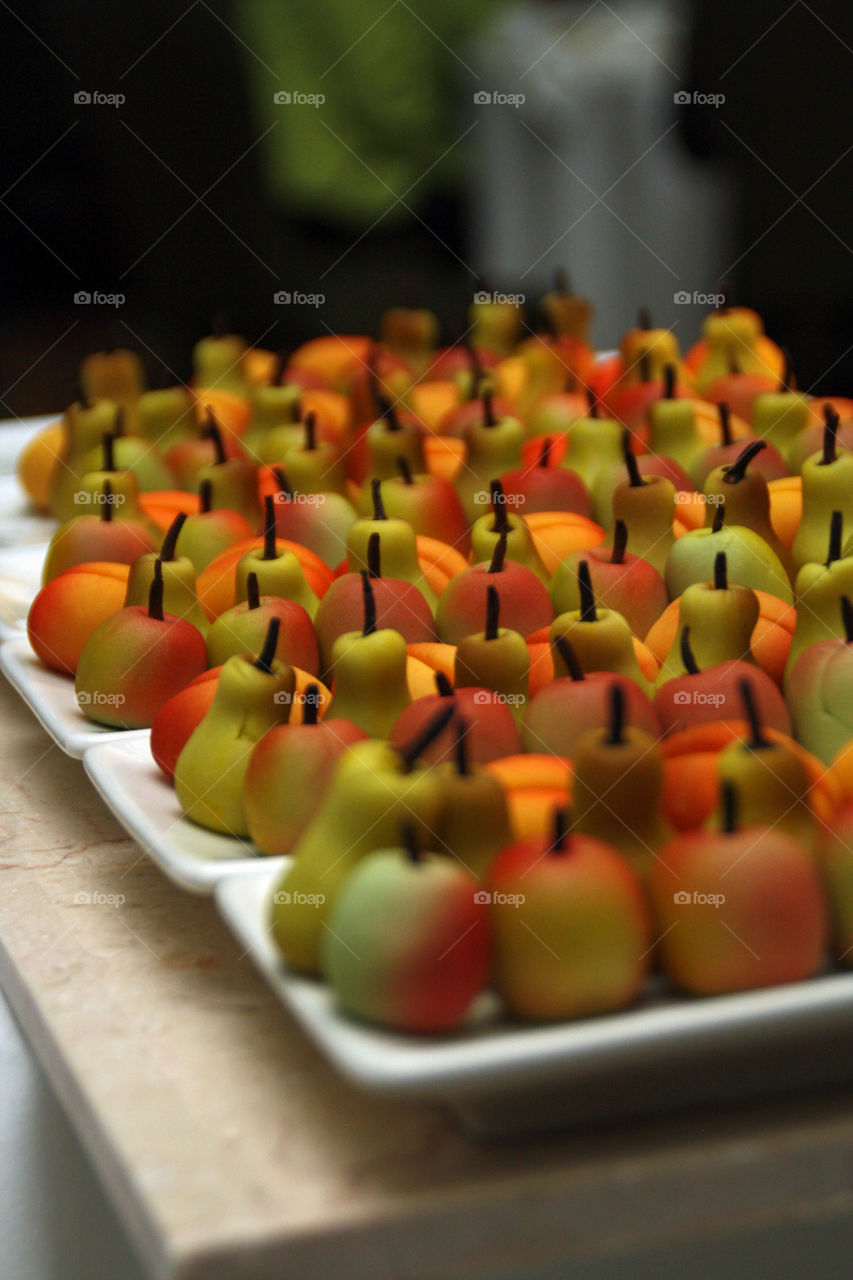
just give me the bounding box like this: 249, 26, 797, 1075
216, 864, 853, 1134
83, 734, 277, 892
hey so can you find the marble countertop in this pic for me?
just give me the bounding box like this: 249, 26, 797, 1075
3, 677, 853, 1278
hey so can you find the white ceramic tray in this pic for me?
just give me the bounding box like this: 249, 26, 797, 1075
0, 543, 46, 639
0, 637, 149, 758
83, 734, 278, 892
216, 865, 853, 1135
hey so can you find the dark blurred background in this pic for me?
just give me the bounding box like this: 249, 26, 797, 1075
1, 0, 852, 415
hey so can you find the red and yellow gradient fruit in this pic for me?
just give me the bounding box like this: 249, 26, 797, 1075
27, 562, 130, 674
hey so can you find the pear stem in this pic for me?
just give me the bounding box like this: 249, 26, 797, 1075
397, 456, 414, 484
148, 559, 164, 621
490, 480, 510, 534
302, 684, 320, 725
842, 596, 853, 644
482, 387, 496, 428
263, 495, 276, 560
485, 584, 500, 640
397, 700, 456, 771
712, 501, 726, 534
434, 671, 454, 697
204, 416, 227, 465
721, 782, 738, 834
199, 478, 213, 513
585, 385, 599, 418
160, 511, 187, 562
724, 438, 766, 483
488, 530, 508, 574
821, 405, 840, 465
246, 572, 260, 610
113, 406, 124, 438
611, 519, 628, 565
718, 401, 732, 446
577, 560, 597, 622
273, 465, 292, 499
402, 823, 421, 864
555, 634, 584, 682
827, 510, 843, 565
361, 571, 377, 636
371, 477, 387, 521
454, 717, 470, 776
622, 431, 643, 487
726, 351, 740, 376
740, 677, 769, 748
680, 624, 700, 675
662, 364, 675, 399
378, 396, 401, 431
366, 531, 381, 578
102, 478, 114, 524
539, 436, 553, 468
550, 805, 570, 854
304, 411, 317, 451
102, 432, 116, 472
254, 617, 280, 673
714, 551, 728, 591
606, 683, 625, 745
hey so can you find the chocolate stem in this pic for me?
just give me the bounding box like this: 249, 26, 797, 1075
402, 822, 421, 864
454, 717, 470, 776
254, 617, 280, 673
585, 385, 599, 419
611, 519, 628, 565
490, 480, 510, 534
378, 395, 401, 431
102, 432, 115, 472
113, 407, 124, 438
204, 415, 227, 465
304, 411, 317, 451
712, 501, 726, 534
361, 571, 377, 636
485, 584, 500, 640
842, 596, 853, 645
721, 782, 738, 834
680, 624, 700, 675
482, 387, 496, 428
366, 531, 381, 579
718, 401, 732, 446
662, 364, 675, 400
714, 551, 728, 591
263, 495, 277, 560
827, 510, 843, 565
821, 405, 840, 466
577, 560, 597, 622
555, 634, 584, 682
724, 438, 766, 483
102, 477, 114, 524
302, 683, 320, 725
246, 571, 260, 610
160, 511, 187, 562
550, 805, 570, 853
622, 431, 643, 487
148, 559, 164, 620
273, 465, 292, 499
538, 437, 553, 468
606, 683, 625, 745
371, 477, 387, 522
488, 530, 508, 574
199, 478, 213, 513
397, 701, 456, 772
740, 677, 769, 749
397, 456, 414, 484
434, 671, 454, 697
